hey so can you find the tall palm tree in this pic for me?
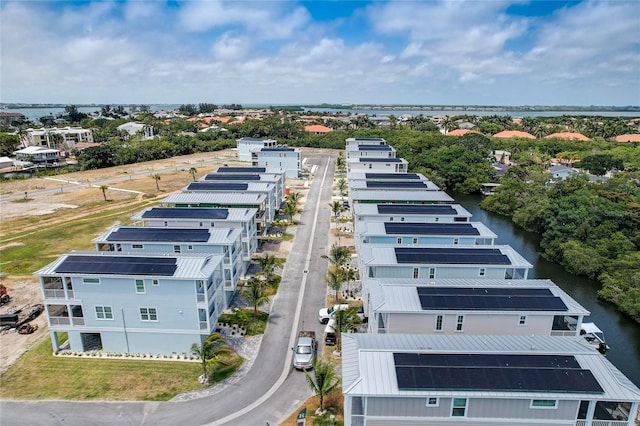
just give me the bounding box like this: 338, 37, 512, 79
99, 185, 108, 201
189, 167, 198, 182
244, 277, 269, 319
191, 332, 232, 384
329, 200, 343, 220
152, 174, 161, 191
322, 243, 351, 270
257, 254, 284, 277
335, 154, 345, 171
336, 178, 348, 197
304, 359, 340, 412
325, 269, 344, 303
283, 200, 297, 222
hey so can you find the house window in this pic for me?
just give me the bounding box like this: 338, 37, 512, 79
453, 238, 459, 245
452, 398, 467, 416
174, 245, 181, 253
83, 278, 100, 284
519, 315, 527, 326
429, 268, 436, 279
435, 217, 439, 222
132, 244, 143, 249
400, 217, 405, 222
188, 245, 193, 251
139, 307, 158, 321
164, 221, 168, 227
199, 222, 203, 227
413, 268, 419, 279
95, 306, 113, 320
531, 399, 557, 409
479, 268, 486, 277
152, 279, 159, 286
435, 315, 443, 331
135, 279, 145, 294
397, 237, 402, 244
389, 217, 394, 221
412, 237, 418, 244
427, 397, 439, 407
456, 315, 464, 331
210, 222, 215, 227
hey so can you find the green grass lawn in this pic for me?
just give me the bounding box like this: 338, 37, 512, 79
0, 336, 212, 401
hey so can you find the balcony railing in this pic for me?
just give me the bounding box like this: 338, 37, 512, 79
199, 321, 208, 330
44, 289, 66, 299
576, 421, 628, 426
551, 330, 577, 337
49, 316, 71, 326
196, 293, 205, 303
71, 317, 85, 326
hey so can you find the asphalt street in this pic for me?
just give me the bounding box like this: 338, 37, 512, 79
0, 151, 337, 426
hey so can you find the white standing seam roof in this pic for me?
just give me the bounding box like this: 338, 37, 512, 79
353, 203, 472, 217
347, 157, 408, 164
349, 189, 454, 203
365, 278, 590, 315
200, 174, 282, 184
341, 334, 640, 401
356, 221, 497, 239
348, 180, 441, 191
358, 245, 533, 268
34, 251, 225, 279
92, 226, 242, 245
347, 172, 427, 181
160, 192, 267, 205
130, 207, 257, 222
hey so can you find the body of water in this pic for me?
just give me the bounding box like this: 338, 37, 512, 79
304, 107, 640, 118
3, 105, 180, 123
453, 192, 640, 386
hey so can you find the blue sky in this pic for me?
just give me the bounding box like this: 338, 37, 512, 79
1, 0, 639, 106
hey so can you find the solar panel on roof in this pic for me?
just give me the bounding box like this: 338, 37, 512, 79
55, 255, 178, 276
359, 158, 402, 162
393, 353, 602, 393
141, 208, 229, 219
384, 223, 479, 236
106, 228, 210, 243
217, 167, 266, 173
417, 294, 568, 311
417, 287, 552, 297
394, 247, 511, 265
204, 174, 261, 181
187, 182, 249, 191
365, 173, 420, 180
366, 181, 429, 189
377, 204, 457, 215
358, 145, 392, 150
260, 147, 294, 151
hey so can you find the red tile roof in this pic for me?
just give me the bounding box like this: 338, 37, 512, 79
493, 130, 536, 139
614, 134, 640, 142
545, 132, 590, 141
304, 124, 332, 133
447, 129, 470, 136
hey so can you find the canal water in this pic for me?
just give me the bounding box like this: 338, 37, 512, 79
453, 192, 640, 387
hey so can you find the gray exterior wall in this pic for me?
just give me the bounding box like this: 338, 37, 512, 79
367, 265, 509, 280
251, 151, 301, 178
356, 214, 468, 224
365, 236, 482, 246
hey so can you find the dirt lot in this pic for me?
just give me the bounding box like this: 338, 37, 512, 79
0, 148, 321, 376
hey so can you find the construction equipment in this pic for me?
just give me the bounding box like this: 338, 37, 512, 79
0, 284, 10, 306
18, 323, 38, 334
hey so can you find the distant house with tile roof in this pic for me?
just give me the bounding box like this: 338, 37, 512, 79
545, 132, 590, 141
446, 129, 470, 136
304, 124, 332, 134
493, 130, 536, 139
613, 134, 640, 142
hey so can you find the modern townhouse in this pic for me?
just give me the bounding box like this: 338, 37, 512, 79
353, 204, 472, 229
159, 192, 273, 235
251, 147, 301, 178
358, 245, 532, 281
35, 252, 227, 355
345, 144, 396, 159
348, 179, 441, 192
215, 166, 287, 197
347, 157, 408, 173
356, 222, 497, 250
183, 181, 279, 222
23, 126, 94, 150
362, 278, 589, 337
203, 172, 285, 202
342, 333, 640, 426
345, 137, 387, 147
346, 172, 430, 182
236, 137, 278, 161
349, 188, 454, 205
13, 146, 61, 166
129, 207, 258, 262
92, 226, 244, 303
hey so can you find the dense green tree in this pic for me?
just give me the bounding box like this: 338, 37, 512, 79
0, 133, 20, 156
577, 154, 624, 176
244, 277, 269, 319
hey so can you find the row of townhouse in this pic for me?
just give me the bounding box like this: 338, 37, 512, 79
235, 137, 301, 178
340, 138, 640, 426
35, 165, 289, 356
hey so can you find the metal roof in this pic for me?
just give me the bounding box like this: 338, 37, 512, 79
349, 180, 440, 191
131, 207, 256, 222
93, 226, 241, 245
160, 192, 267, 206
342, 334, 640, 401
353, 203, 472, 218
184, 182, 274, 193
357, 222, 496, 238
349, 189, 454, 203
35, 251, 224, 279
356, 157, 404, 163
258, 147, 297, 152
359, 245, 532, 268
216, 166, 267, 173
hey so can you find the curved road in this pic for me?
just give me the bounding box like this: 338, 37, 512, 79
1, 151, 337, 426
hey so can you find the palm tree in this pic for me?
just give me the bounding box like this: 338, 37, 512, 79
325, 269, 344, 303
329, 200, 343, 220
336, 178, 348, 197
283, 200, 297, 222
191, 341, 212, 384
333, 307, 360, 351
257, 254, 284, 277
189, 167, 198, 182
244, 277, 269, 319
304, 359, 340, 412
152, 174, 161, 191
343, 267, 358, 296
335, 154, 345, 171
322, 243, 351, 270
99, 185, 108, 201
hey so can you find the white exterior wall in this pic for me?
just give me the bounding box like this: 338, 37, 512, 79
236, 138, 277, 161
367, 265, 511, 280
347, 160, 408, 173
251, 150, 301, 178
